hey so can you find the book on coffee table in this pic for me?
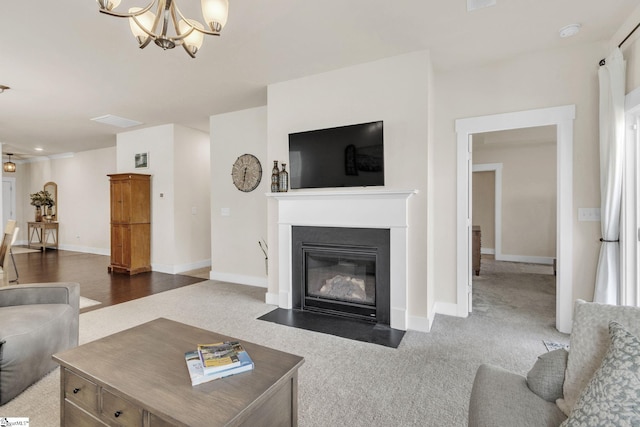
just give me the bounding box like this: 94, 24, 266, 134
198, 341, 241, 374
186, 342, 255, 386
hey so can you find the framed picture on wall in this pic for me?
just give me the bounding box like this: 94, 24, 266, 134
135, 152, 149, 169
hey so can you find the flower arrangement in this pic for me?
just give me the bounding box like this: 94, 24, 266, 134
29, 190, 55, 207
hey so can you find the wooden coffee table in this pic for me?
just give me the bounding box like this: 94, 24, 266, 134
53, 318, 304, 426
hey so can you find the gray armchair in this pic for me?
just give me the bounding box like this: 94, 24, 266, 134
0, 282, 79, 405
468, 300, 640, 426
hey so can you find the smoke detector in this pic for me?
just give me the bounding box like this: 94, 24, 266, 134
467, 0, 496, 11
559, 24, 581, 38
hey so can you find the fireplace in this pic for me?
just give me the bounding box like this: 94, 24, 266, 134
292, 226, 390, 324
267, 189, 417, 331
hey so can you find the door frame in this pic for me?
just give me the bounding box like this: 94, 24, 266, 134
2, 176, 16, 228
622, 87, 640, 307
456, 105, 575, 333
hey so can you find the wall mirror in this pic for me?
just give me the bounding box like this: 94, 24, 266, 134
43, 181, 57, 221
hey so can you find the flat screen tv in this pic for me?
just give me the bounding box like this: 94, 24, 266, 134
288, 121, 384, 189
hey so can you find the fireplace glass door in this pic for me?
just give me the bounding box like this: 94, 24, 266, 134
302, 245, 377, 321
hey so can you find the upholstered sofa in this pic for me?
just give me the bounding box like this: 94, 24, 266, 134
0, 282, 80, 405
468, 299, 640, 427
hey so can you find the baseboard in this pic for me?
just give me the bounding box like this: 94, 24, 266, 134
480, 247, 495, 255
152, 259, 212, 275
57, 244, 110, 256
265, 292, 279, 306
434, 301, 461, 317
209, 271, 268, 288
407, 315, 431, 333
495, 254, 555, 265
175, 259, 212, 274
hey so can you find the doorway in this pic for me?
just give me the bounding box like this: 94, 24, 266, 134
472, 164, 501, 260
456, 105, 575, 333
473, 127, 557, 265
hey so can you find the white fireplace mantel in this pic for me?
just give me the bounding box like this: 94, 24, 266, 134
267, 188, 417, 331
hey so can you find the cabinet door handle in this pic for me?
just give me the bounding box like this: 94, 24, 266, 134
114, 411, 122, 418
73, 388, 80, 394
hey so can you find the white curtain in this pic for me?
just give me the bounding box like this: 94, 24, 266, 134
594, 48, 626, 304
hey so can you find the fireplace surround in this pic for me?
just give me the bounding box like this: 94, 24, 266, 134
292, 226, 390, 324
267, 189, 416, 331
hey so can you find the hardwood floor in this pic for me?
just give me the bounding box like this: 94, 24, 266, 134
9, 248, 208, 313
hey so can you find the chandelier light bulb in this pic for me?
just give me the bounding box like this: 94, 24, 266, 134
179, 19, 205, 55
97, 0, 121, 11
201, 0, 229, 32
128, 7, 157, 46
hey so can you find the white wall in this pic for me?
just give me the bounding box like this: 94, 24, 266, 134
473, 141, 557, 261
266, 51, 431, 328
19, 148, 115, 253
433, 42, 605, 304
117, 124, 211, 273
209, 106, 268, 286
174, 126, 212, 269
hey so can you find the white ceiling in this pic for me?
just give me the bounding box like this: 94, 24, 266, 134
0, 0, 637, 159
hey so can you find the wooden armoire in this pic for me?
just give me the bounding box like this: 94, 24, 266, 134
108, 173, 151, 275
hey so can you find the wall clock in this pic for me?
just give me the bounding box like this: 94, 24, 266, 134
231, 154, 262, 192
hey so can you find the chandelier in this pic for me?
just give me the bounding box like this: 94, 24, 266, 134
3, 153, 16, 173
96, 0, 229, 58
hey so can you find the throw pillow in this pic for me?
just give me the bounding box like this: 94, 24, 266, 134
560, 322, 640, 426
527, 348, 568, 402
557, 300, 640, 416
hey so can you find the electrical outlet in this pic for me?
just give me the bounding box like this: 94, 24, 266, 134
221, 208, 230, 217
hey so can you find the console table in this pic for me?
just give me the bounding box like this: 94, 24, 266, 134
27, 221, 58, 251
53, 318, 304, 426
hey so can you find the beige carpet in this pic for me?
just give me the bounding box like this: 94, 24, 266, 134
1, 266, 567, 426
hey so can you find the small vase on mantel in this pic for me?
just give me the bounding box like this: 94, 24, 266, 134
271, 161, 279, 193
278, 163, 289, 192
35, 206, 42, 222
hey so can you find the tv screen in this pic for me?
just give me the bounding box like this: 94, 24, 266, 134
288, 121, 384, 189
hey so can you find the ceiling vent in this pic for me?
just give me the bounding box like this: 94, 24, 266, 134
90, 114, 142, 128
467, 0, 496, 11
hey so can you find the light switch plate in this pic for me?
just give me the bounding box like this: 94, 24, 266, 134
221, 208, 230, 217
578, 208, 601, 221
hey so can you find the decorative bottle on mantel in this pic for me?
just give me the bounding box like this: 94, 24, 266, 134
271, 161, 279, 193
278, 163, 289, 192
